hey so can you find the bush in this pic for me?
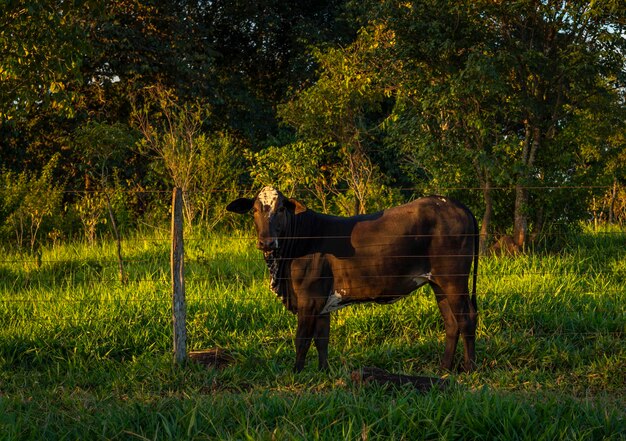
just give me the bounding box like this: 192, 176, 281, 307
0, 154, 63, 252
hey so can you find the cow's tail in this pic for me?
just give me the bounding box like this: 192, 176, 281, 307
471, 213, 479, 313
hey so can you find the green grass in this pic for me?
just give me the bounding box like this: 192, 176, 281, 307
1, 227, 625, 440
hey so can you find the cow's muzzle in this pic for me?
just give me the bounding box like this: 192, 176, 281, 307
257, 238, 278, 253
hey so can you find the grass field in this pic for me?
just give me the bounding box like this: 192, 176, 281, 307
1, 227, 625, 440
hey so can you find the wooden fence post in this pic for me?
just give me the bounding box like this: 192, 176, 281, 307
171, 187, 186, 363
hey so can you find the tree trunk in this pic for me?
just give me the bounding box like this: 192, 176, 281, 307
480, 180, 493, 255
513, 184, 528, 249
354, 197, 362, 217
472, 156, 492, 254
609, 179, 618, 224
513, 124, 540, 250
530, 204, 544, 244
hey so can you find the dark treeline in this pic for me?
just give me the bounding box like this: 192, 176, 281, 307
1, 0, 625, 252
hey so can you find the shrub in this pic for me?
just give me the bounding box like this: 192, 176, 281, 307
0, 154, 63, 252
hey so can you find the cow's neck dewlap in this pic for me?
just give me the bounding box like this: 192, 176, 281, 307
258, 186, 279, 212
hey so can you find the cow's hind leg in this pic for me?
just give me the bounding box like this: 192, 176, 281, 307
460, 292, 478, 372
433, 282, 476, 372
434, 287, 459, 371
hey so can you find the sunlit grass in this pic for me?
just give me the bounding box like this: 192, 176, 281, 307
0, 228, 624, 439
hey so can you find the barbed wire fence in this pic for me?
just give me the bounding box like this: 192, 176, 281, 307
1, 185, 625, 367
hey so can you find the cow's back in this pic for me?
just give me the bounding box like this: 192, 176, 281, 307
306, 196, 476, 302
349, 196, 475, 257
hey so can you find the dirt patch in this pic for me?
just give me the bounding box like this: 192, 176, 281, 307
188, 348, 235, 369
351, 366, 452, 392
489, 235, 520, 256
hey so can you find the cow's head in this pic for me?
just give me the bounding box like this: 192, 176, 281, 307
226, 186, 306, 253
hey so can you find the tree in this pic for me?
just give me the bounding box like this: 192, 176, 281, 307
559, 84, 626, 225
132, 84, 242, 228
278, 25, 399, 215
0, 1, 93, 178
193, 130, 243, 229
374, 0, 626, 248
132, 85, 208, 224
72, 121, 140, 279
0, 2, 89, 122
247, 141, 336, 211
483, 0, 626, 247
188, 0, 355, 142
0, 155, 63, 253
378, 0, 513, 250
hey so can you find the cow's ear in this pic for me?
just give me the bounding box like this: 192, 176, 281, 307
286, 198, 307, 214
226, 198, 255, 214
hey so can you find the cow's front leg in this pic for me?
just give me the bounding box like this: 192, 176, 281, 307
314, 313, 330, 370
294, 310, 316, 372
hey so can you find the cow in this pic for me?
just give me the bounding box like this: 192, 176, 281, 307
226, 186, 478, 373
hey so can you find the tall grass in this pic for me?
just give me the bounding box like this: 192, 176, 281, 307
1, 228, 624, 439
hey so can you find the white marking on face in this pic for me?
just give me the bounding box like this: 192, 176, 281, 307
320, 290, 346, 314
257, 186, 279, 215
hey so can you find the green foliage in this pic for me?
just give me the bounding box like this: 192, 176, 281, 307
0, 154, 63, 252
71, 121, 142, 242
192, 131, 244, 229
279, 25, 395, 142
132, 85, 244, 229
277, 26, 401, 214
73, 192, 107, 245
1, 0, 625, 245
133, 86, 208, 190
247, 139, 403, 215
247, 141, 334, 208
364, 0, 626, 242
72, 121, 139, 182
0, 2, 90, 121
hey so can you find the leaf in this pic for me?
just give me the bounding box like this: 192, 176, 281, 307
49, 82, 63, 93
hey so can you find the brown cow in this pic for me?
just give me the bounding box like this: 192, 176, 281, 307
227, 186, 478, 372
